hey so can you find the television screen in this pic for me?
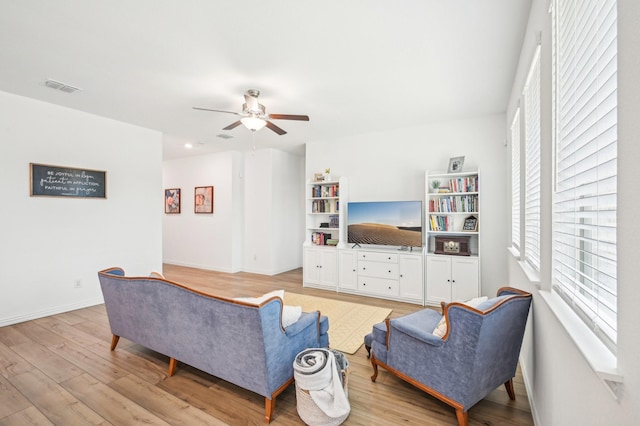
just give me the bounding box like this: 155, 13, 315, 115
347, 201, 423, 247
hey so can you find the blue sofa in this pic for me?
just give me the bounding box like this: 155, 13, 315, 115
365, 287, 532, 426
98, 267, 329, 423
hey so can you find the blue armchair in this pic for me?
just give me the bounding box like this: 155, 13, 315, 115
365, 287, 532, 426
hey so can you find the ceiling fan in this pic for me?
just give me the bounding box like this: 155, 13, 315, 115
193, 89, 309, 135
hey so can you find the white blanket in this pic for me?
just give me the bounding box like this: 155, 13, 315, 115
294, 348, 350, 419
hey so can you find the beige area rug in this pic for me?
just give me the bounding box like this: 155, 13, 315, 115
284, 292, 392, 355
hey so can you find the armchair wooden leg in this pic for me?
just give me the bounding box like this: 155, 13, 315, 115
264, 397, 275, 423
370, 354, 379, 382
455, 408, 469, 426
504, 378, 516, 400
168, 358, 178, 377
110, 334, 120, 351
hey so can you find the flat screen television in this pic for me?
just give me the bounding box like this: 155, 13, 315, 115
347, 201, 423, 247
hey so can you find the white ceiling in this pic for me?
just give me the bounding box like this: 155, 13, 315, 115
0, 0, 531, 160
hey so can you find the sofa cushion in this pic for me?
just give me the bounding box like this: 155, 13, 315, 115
433, 296, 488, 338
235, 290, 302, 328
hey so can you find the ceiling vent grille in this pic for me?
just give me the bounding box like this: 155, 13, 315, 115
45, 79, 81, 93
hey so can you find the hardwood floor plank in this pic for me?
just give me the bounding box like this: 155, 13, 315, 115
0, 326, 32, 347
0, 341, 33, 379
61, 373, 171, 426
33, 316, 104, 347
10, 342, 83, 384
110, 374, 229, 426
8, 370, 106, 425
0, 374, 32, 419
46, 340, 130, 385
0, 406, 54, 426
84, 341, 169, 385
12, 322, 66, 348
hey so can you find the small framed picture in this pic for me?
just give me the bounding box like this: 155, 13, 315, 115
195, 186, 214, 214
463, 215, 478, 232
448, 156, 465, 173
313, 173, 325, 182
165, 188, 181, 214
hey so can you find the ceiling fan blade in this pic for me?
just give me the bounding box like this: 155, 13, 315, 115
268, 114, 310, 121
193, 107, 242, 116
265, 120, 287, 135
223, 120, 243, 131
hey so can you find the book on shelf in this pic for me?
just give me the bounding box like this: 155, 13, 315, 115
311, 184, 339, 198
447, 176, 478, 193
429, 195, 478, 213
311, 232, 333, 246
429, 215, 451, 231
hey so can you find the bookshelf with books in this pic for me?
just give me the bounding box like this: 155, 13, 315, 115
304, 176, 348, 289
425, 170, 480, 304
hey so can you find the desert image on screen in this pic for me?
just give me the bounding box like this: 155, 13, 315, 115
347, 201, 422, 247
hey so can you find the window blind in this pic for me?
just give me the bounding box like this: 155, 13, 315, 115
552, 0, 617, 351
511, 109, 521, 251
523, 46, 541, 271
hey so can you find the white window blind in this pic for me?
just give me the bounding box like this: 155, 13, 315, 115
510, 109, 521, 251
552, 0, 617, 351
523, 46, 541, 271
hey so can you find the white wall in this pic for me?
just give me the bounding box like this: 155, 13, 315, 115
243, 149, 304, 275
162, 151, 243, 272
163, 148, 304, 275
506, 1, 640, 424
306, 114, 509, 296
0, 90, 163, 326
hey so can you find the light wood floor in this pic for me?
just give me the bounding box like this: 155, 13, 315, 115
0, 265, 534, 425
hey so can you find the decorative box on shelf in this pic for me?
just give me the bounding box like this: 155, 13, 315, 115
434, 236, 471, 256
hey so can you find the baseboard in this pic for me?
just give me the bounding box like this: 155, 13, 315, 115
162, 260, 235, 273
0, 297, 105, 327
520, 356, 541, 425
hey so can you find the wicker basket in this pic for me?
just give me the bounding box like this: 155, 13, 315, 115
295, 369, 349, 426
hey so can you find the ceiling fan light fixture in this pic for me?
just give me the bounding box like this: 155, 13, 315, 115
241, 116, 267, 132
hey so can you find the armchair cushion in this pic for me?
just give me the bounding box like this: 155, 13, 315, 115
432, 296, 488, 338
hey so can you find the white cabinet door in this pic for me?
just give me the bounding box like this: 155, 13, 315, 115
303, 247, 337, 288
338, 249, 358, 290
318, 249, 337, 287
399, 254, 423, 302
303, 247, 320, 284
426, 255, 452, 305
451, 257, 479, 301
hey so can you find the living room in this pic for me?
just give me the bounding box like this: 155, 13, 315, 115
1, 1, 639, 425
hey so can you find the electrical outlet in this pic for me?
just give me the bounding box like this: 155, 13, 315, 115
74, 279, 82, 288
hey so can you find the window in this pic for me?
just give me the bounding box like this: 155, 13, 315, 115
510, 109, 521, 251
523, 46, 541, 271
551, 0, 617, 352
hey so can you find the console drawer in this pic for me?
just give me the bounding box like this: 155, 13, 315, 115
358, 260, 399, 279
358, 251, 398, 263
358, 276, 400, 297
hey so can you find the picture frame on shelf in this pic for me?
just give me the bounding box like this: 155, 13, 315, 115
447, 156, 465, 173
194, 186, 214, 213
313, 173, 325, 182
463, 215, 478, 231
164, 188, 181, 214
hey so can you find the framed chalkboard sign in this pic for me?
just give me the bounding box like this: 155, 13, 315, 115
30, 163, 107, 198
463, 215, 478, 232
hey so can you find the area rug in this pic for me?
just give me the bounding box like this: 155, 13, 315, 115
284, 292, 392, 355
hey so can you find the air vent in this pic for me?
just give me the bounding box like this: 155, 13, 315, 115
45, 79, 81, 93
216, 134, 234, 139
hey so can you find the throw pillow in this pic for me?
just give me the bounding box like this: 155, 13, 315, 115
234, 290, 302, 328
432, 296, 489, 338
